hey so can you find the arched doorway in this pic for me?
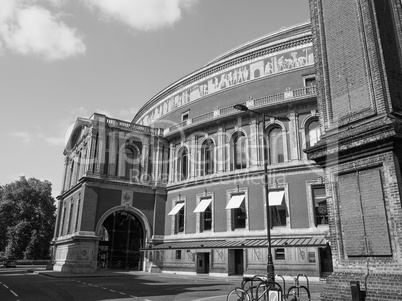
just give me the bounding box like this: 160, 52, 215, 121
98, 210, 144, 270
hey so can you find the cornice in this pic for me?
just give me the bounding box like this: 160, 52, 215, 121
306, 114, 402, 166
166, 161, 322, 192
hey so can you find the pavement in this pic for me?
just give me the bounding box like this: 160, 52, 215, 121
29, 268, 325, 300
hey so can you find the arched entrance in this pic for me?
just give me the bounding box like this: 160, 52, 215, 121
98, 210, 144, 270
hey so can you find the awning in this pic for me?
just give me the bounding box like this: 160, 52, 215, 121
167, 203, 185, 216
225, 194, 245, 209
193, 198, 212, 213
141, 236, 327, 251
268, 191, 284, 206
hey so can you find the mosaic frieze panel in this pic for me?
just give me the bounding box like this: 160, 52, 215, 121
139, 45, 314, 126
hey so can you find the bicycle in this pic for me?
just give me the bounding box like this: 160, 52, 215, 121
226, 275, 283, 301
226, 274, 311, 301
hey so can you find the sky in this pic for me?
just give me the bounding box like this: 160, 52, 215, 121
0, 0, 310, 197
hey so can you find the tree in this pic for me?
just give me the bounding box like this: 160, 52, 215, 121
0, 176, 56, 259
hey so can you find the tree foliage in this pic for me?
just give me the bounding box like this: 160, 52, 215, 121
0, 176, 56, 259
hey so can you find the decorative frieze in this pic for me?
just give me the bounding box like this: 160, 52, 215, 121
139, 44, 314, 126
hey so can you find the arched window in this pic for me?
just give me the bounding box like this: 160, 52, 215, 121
233, 132, 247, 170
201, 139, 214, 176
268, 127, 284, 164
306, 119, 320, 148
178, 147, 189, 181
125, 145, 141, 180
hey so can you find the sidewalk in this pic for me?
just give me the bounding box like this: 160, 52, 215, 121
34, 269, 324, 300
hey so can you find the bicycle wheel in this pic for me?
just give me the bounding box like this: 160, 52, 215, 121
286, 285, 311, 301
227, 288, 251, 301
255, 282, 268, 300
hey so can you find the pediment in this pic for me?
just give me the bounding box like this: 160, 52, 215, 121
64, 117, 92, 154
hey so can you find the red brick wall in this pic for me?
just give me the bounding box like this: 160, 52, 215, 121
321, 0, 371, 120
309, 0, 402, 299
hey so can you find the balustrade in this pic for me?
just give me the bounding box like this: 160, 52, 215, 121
106, 117, 162, 135
166, 86, 316, 135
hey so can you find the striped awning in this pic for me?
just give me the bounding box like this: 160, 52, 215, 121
141, 236, 327, 251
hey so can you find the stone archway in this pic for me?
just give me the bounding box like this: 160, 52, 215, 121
95, 206, 152, 270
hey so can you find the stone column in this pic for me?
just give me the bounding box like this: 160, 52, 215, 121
141, 136, 150, 179
217, 128, 226, 172
249, 119, 259, 167
71, 153, 79, 186
153, 138, 164, 184
161, 143, 169, 185
117, 133, 125, 178
78, 151, 85, 179
83, 135, 92, 174
168, 144, 175, 183
190, 135, 197, 178
282, 126, 289, 162
95, 117, 106, 174
88, 132, 98, 174
65, 158, 73, 189
108, 130, 117, 177
61, 157, 69, 193
287, 112, 300, 161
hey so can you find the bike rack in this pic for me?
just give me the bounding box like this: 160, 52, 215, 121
297, 274, 310, 291
275, 274, 286, 295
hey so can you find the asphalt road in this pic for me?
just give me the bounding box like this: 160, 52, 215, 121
0, 268, 235, 301
0, 268, 324, 301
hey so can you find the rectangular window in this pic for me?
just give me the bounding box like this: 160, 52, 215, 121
175, 250, 182, 260
226, 194, 247, 230
168, 202, 185, 234
304, 76, 316, 87
275, 248, 285, 260
181, 111, 189, 122
308, 252, 316, 263
233, 202, 246, 229
176, 205, 185, 234
194, 198, 213, 232
202, 205, 212, 231
269, 190, 287, 227
312, 186, 328, 225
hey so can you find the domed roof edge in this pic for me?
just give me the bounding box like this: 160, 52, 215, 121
132, 21, 311, 123
205, 20, 311, 67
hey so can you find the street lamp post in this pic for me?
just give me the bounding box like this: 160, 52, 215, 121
233, 103, 278, 284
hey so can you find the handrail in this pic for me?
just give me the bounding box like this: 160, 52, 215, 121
192, 111, 214, 124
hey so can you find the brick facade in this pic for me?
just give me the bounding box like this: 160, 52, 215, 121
307, 0, 402, 299
53, 23, 333, 277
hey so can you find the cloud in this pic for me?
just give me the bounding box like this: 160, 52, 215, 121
84, 0, 199, 31
0, 0, 86, 61
9, 131, 33, 143
118, 107, 139, 121
41, 135, 65, 146
9, 131, 66, 146
94, 108, 113, 118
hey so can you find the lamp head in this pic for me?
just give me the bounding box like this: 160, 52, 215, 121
233, 104, 249, 112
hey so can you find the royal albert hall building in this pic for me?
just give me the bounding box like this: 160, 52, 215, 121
52, 22, 333, 278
